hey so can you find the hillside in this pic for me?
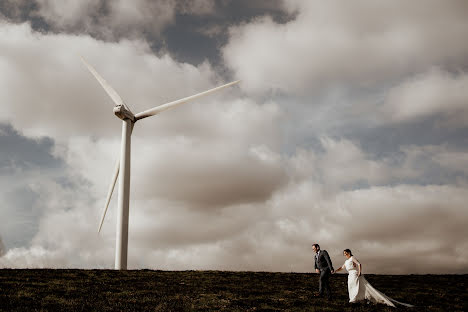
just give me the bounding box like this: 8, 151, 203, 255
0, 270, 466, 311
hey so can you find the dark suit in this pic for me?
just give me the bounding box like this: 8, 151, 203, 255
314, 250, 334, 298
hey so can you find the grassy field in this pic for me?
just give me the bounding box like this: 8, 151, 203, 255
0, 270, 466, 311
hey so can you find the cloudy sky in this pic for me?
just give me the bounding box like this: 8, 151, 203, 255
1, 0, 468, 274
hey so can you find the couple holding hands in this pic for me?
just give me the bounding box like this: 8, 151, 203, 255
312, 243, 413, 307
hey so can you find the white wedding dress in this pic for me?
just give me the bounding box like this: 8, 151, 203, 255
343, 256, 413, 307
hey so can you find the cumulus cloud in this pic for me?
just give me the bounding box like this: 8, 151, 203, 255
289, 137, 423, 190
0, 151, 109, 268
132, 141, 288, 208
32, 0, 217, 40
223, 0, 468, 95
0, 123, 70, 251
0, 246, 69, 268
144, 181, 467, 273
35, 0, 176, 39
382, 68, 468, 127
321, 184, 468, 274
35, 0, 103, 29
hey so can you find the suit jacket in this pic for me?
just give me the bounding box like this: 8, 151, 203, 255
315, 250, 334, 272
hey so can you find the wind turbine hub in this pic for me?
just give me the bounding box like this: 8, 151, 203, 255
113, 105, 135, 122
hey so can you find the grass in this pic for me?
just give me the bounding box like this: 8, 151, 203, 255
0, 270, 467, 311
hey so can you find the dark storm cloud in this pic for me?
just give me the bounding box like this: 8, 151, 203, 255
137, 146, 288, 208
0, 0, 48, 31
161, 0, 292, 65
0, 0, 34, 22
345, 119, 468, 158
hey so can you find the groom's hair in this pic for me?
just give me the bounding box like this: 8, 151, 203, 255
312, 243, 320, 250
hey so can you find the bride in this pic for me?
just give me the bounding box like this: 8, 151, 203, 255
333, 249, 413, 307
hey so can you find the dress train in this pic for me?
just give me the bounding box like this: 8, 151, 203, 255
344, 256, 413, 308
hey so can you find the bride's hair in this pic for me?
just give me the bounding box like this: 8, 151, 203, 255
343, 249, 353, 256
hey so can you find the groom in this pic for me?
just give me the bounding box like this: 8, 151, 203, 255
312, 243, 334, 299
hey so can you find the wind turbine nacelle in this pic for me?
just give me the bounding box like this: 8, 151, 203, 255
113, 105, 135, 122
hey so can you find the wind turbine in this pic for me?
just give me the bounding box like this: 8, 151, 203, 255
81, 57, 240, 270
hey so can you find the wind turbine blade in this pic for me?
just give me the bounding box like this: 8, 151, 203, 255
80, 56, 125, 107
98, 158, 120, 233
134, 80, 241, 121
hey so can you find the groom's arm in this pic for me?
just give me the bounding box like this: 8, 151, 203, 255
323, 250, 334, 272
314, 256, 320, 273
